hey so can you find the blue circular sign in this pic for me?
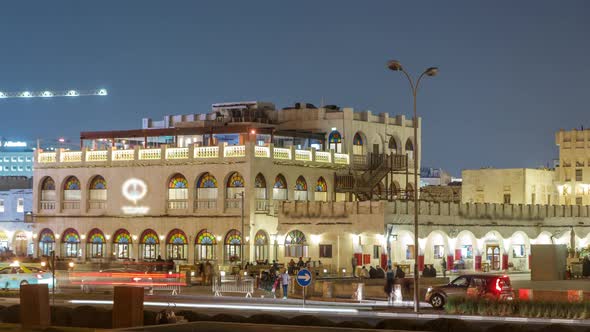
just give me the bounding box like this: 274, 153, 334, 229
296, 269, 312, 287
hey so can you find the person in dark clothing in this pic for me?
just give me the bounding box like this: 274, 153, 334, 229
395, 265, 405, 279
375, 265, 386, 278
384, 266, 395, 304
369, 266, 377, 279
155, 255, 164, 272
441, 258, 447, 277
583, 256, 590, 277
297, 257, 305, 268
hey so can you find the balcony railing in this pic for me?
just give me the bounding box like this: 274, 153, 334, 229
255, 199, 269, 212
194, 199, 217, 210
88, 200, 106, 210
62, 201, 80, 210
36, 144, 350, 168
168, 200, 188, 210
225, 198, 242, 210
40, 201, 56, 210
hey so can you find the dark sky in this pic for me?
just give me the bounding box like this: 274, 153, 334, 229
1, 1, 589, 176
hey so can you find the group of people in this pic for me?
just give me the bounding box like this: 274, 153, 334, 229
287, 257, 319, 274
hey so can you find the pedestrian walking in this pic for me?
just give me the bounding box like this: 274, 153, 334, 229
384, 265, 394, 304
280, 269, 290, 299
441, 257, 447, 277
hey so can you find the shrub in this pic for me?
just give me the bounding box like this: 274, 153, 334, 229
336, 320, 373, 329
446, 298, 590, 320
51, 306, 73, 326
376, 318, 420, 330
289, 315, 334, 327
144, 310, 158, 326
175, 310, 210, 322
71, 306, 112, 329
0, 305, 20, 323
248, 313, 289, 325
423, 318, 475, 332
210, 313, 248, 323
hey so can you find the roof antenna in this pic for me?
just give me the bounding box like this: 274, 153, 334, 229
320, 96, 324, 108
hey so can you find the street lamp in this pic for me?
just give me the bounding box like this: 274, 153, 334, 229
387, 59, 438, 313
236, 191, 245, 270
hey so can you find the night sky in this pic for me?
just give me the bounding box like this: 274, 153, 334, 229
1, 1, 589, 175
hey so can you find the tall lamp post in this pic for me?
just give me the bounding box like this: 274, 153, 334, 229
387, 60, 438, 313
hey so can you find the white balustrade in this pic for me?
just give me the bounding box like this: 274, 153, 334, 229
61, 151, 82, 163
334, 153, 349, 165
295, 150, 312, 161
315, 151, 331, 163
86, 150, 108, 162
195, 146, 219, 158
112, 149, 134, 161
224, 145, 246, 158
273, 147, 292, 160
139, 149, 161, 160
166, 147, 189, 160
40, 201, 56, 210
255, 146, 270, 158
38, 152, 57, 163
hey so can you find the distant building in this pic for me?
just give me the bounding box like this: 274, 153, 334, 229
420, 167, 452, 187
0, 140, 34, 177
555, 128, 590, 205
0, 188, 33, 256
420, 184, 461, 202
461, 168, 556, 205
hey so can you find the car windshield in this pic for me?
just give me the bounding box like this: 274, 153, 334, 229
450, 276, 469, 287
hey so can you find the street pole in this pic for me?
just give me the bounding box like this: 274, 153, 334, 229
387, 60, 438, 314
240, 192, 245, 270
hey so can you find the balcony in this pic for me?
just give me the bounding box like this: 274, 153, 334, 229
168, 200, 188, 210
255, 199, 269, 212
194, 199, 217, 210
35, 144, 350, 169
40, 201, 56, 210
62, 201, 80, 210
224, 198, 242, 210
88, 200, 106, 210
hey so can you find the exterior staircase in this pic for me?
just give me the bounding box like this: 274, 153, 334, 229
335, 153, 409, 201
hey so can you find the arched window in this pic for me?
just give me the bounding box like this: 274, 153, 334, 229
254, 173, 268, 212
87, 228, 106, 259
166, 229, 188, 260
168, 173, 188, 209
38, 228, 55, 257
13, 231, 28, 256
353, 132, 364, 155
63, 176, 81, 209
89, 175, 107, 209
391, 181, 400, 199
62, 228, 80, 258
273, 174, 288, 200
372, 181, 385, 199
328, 130, 342, 153
196, 172, 218, 209
195, 229, 216, 261
254, 230, 269, 262
139, 229, 159, 261
294, 176, 308, 201
389, 137, 399, 154
40, 177, 56, 210
224, 229, 242, 263
113, 229, 131, 259
226, 172, 245, 209
315, 176, 328, 201
285, 230, 308, 258
405, 138, 414, 160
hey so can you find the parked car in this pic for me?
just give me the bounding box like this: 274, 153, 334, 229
0, 264, 54, 290
425, 274, 514, 308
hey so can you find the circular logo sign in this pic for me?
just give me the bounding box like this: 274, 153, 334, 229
122, 178, 147, 203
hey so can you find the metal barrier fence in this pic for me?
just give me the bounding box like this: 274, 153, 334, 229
213, 276, 254, 298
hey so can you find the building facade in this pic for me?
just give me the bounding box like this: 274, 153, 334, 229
555, 128, 590, 205
31, 102, 420, 270
0, 141, 34, 177
0, 188, 33, 256
461, 168, 557, 205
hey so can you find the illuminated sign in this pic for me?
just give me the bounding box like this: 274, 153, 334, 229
121, 178, 149, 215
3, 141, 27, 147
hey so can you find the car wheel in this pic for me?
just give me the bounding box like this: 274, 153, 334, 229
430, 294, 445, 309
20, 280, 29, 287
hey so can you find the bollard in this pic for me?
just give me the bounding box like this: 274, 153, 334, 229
322, 281, 333, 298
20, 284, 50, 329
113, 286, 144, 328
394, 284, 403, 303
352, 283, 364, 301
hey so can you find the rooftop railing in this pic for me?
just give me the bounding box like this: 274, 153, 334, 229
35, 144, 350, 168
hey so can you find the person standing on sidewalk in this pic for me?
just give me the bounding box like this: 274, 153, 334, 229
441, 257, 447, 277
280, 268, 290, 299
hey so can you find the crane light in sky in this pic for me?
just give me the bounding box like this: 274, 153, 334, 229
0, 89, 108, 99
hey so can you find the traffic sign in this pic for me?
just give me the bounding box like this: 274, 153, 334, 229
296, 269, 312, 287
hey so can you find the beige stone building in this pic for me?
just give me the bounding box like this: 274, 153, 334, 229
461, 168, 556, 205
29, 101, 419, 272
555, 128, 590, 205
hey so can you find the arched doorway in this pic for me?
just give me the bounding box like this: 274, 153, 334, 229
224, 229, 242, 263
166, 229, 188, 260
254, 230, 269, 262
62, 228, 80, 258
195, 229, 216, 262
38, 228, 55, 257
139, 229, 159, 261
113, 229, 132, 260
13, 231, 28, 256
